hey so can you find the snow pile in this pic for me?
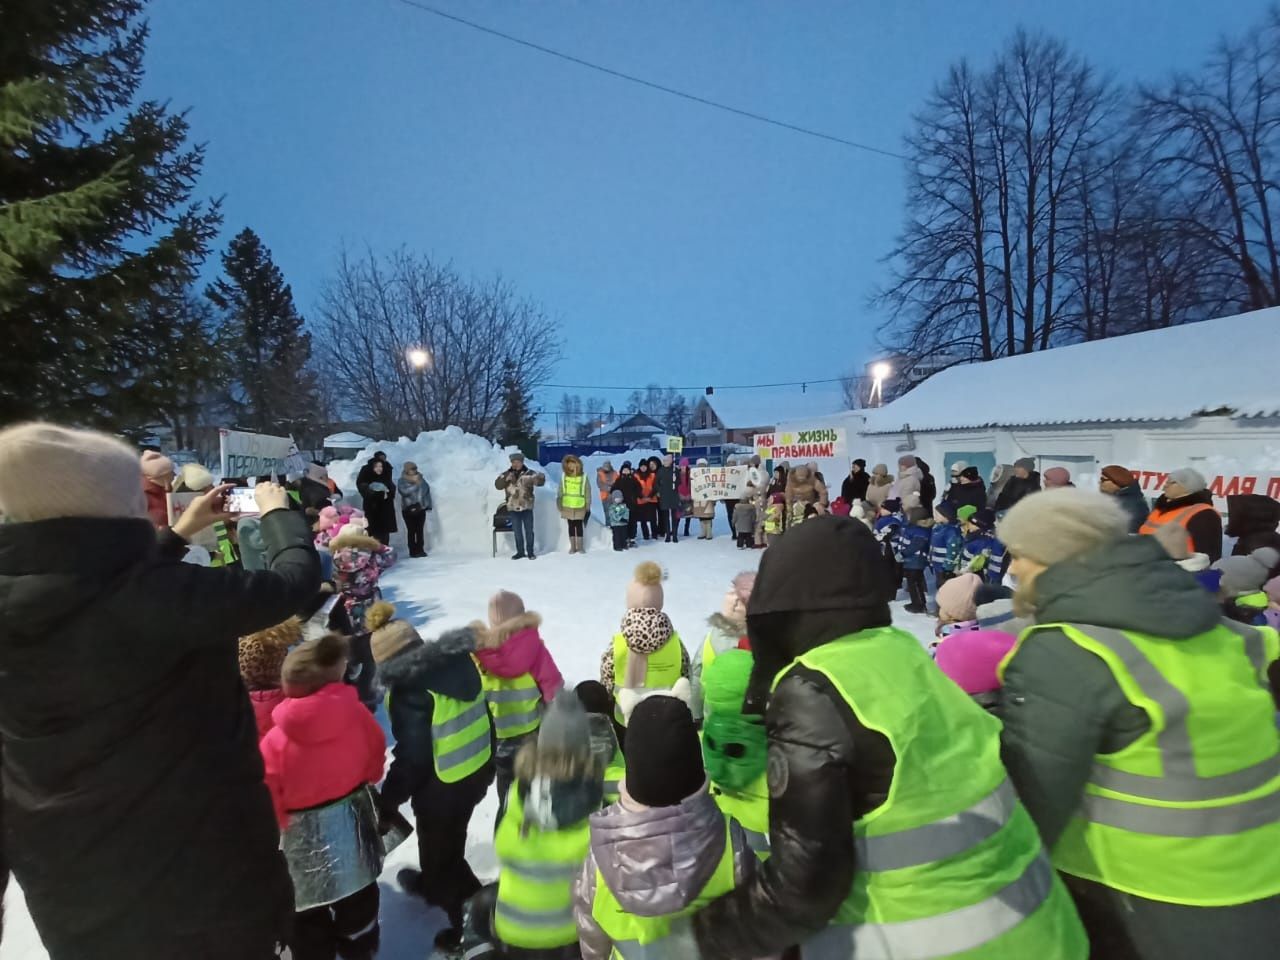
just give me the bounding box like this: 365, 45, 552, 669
327, 429, 690, 556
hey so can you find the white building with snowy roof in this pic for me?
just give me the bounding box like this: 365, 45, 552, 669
775, 308, 1280, 505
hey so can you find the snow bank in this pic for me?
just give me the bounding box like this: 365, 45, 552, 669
327, 430, 718, 557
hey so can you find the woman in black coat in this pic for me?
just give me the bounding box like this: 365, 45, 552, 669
611, 462, 641, 545
0, 423, 321, 960
840, 460, 870, 504
358, 456, 398, 546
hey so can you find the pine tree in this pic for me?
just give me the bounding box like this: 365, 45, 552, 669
497, 359, 538, 458
0, 0, 222, 427
206, 228, 319, 438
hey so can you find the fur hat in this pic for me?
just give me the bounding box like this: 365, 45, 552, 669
950, 460, 969, 477
489, 589, 526, 628
140, 449, 175, 482
1212, 548, 1280, 598
176, 462, 214, 492
621, 687, 704, 808
1043, 467, 1072, 489
238, 618, 302, 690
366, 601, 423, 663
1168, 468, 1208, 495
1101, 465, 1135, 488
937, 572, 983, 623
626, 561, 665, 610
509, 451, 525, 463
998, 488, 1130, 567
0, 422, 148, 522
281, 633, 349, 697
1014, 458, 1036, 473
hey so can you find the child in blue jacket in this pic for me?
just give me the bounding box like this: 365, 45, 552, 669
930, 502, 965, 590
896, 506, 933, 613
874, 498, 905, 594
962, 507, 1007, 585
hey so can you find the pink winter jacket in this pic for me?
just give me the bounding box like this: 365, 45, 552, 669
250, 687, 285, 739
259, 683, 387, 829
474, 614, 564, 703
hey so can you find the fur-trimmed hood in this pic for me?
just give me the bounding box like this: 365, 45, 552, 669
328, 529, 383, 553
378, 625, 481, 700
476, 611, 542, 650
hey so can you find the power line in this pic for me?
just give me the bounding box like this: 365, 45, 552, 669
389, 0, 908, 161
540, 377, 848, 392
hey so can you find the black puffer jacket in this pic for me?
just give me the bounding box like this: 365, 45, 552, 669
694, 517, 899, 958
379, 627, 494, 810
1149, 489, 1223, 562
0, 510, 320, 959
1000, 535, 1280, 959
944, 479, 987, 513
1227, 494, 1280, 566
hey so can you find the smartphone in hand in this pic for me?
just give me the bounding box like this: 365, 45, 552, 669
224, 486, 260, 515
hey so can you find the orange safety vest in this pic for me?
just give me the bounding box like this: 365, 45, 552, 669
1139, 502, 1217, 553
635, 473, 657, 505
597, 470, 615, 501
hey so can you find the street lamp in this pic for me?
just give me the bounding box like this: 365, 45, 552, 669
870, 362, 892, 408
407, 348, 430, 432
407, 347, 430, 370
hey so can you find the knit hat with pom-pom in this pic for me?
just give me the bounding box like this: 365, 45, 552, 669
282, 633, 349, 697
367, 601, 422, 663
626, 561, 665, 610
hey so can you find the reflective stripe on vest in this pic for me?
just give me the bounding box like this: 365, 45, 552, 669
611, 632, 684, 727
779, 628, 1086, 959
1009, 620, 1280, 906
495, 786, 589, 949
481, 672, 542, 740
1138, 502, 1216, 552
593, 820, 737, 958
430, 692, 492, 783
801, 852, 1056, 960
561, 475, 587, 510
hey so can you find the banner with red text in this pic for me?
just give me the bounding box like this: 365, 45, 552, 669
753, 425, 848, 462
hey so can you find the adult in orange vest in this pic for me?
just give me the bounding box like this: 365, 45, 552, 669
1139, 468, 1223, 562
596, 460, 616, 504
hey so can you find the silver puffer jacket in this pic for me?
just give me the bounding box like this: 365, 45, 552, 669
574, 784, 754, 960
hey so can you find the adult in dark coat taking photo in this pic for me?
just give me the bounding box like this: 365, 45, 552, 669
0, 422, 321, 960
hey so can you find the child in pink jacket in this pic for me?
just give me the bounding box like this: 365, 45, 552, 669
260, 633, 388, 960
473, 589, 564, 824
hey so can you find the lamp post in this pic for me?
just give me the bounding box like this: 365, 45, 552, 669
407, 348, 430, 430
870, 362, 892, 408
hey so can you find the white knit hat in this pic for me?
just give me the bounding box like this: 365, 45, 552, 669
1167, 468, 1208, 495
998, 488, 1130, 567
0, 422, 147, 522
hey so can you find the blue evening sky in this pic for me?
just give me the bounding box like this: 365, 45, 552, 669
140, 0, 1270, 413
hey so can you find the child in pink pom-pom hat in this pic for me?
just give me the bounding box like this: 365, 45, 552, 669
934, 629, 1018, 712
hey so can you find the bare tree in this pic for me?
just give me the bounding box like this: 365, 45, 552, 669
315, 249, 560, 440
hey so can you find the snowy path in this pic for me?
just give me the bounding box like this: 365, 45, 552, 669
0, 535, 937, 959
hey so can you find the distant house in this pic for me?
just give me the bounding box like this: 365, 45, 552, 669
690, 388, 847, 446
585, 412, 668, 448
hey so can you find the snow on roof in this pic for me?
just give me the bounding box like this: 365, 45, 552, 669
586, 413, 664, 439
859, 308, 1280, 434
704, 385, 847, 430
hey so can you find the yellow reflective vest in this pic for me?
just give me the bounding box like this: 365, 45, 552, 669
494, 786, 589, 950
1001, 619, 1280, 906
781, 628, 1087, 960
481, 670, 542, 740
611, 632, 684, 726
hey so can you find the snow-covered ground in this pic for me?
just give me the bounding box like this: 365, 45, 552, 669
1, 432, 939, 959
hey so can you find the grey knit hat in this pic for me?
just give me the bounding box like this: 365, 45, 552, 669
1212, 548, 1280, 598
1014, 457, 1036, 473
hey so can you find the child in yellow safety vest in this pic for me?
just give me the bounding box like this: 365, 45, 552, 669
574, 689, 757, 960
701, 649, 771, 861
460, 692, 602, 960
598, 562, 691, 727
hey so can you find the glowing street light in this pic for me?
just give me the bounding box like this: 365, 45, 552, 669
407, 347, 430, 370
870, 361, 892, 407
